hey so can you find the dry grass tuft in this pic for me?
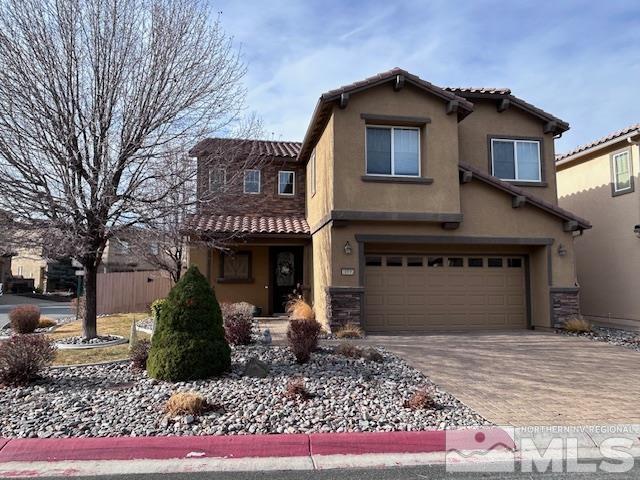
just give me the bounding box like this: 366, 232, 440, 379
564, 316, 592, 334
404, 388, 436, 410
284, 377, 313, 400
37, 317, 58, 329
286, 299, 315, 321
335, 322, 364, 339
164, 392, 213, 416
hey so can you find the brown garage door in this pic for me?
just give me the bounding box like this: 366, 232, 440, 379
364, 254, 527, 332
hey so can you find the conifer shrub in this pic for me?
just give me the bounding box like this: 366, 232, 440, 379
147, 266, 230, 381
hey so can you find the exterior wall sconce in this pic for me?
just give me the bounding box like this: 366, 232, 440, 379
344, 241, 353, 255
557, 244, 567, 257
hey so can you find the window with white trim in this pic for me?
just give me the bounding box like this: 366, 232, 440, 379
209, 167, 226, 191
278, 171, 295, 195
243, 169, 261, 194
612, 150, 632, 192
491, 138, 541, 182
366, 126, 420, 176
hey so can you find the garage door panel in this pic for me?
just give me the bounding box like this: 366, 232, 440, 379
364, 253, 527, 332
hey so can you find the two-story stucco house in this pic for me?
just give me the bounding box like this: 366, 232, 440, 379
186, 68, 590, 333
557, 124, 640, 330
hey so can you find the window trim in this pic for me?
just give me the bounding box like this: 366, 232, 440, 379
278, 170, 296, 196
208, 167, 227, 191
217, 251, 253, 284
243, 169, 261, 194
489, 136, 543, 183
365, 125, 421, 178
610, 148, 634, 196
310, 150, 316, 197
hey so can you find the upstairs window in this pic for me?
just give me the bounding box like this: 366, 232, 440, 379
366, 126, 420, 176
612, 150, 632, 194
491, 138, 541, 182
209, 167, 226, 191
278, 171, 295, 196
243, 169, 261, 194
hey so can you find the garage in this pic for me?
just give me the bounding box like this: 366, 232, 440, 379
364, 254, 528, 332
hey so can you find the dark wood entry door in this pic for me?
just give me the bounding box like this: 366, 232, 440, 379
270, 246, 304, 314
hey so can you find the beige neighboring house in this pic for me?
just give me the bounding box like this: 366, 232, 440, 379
556, 123, 640, 330
100, 235, 156, 273
186, 68, 590, 332
10, 247, 76, 292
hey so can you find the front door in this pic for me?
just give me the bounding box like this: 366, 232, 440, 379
270, 247, 304, 314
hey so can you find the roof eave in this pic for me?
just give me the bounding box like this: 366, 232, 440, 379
557, 129, 640, 166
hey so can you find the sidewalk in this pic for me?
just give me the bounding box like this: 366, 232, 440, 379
1, 426, 638, 477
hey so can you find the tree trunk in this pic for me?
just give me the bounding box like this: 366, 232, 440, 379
83, 264, 98, 339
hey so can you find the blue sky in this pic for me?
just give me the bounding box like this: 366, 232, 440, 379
216, 0, 640, 153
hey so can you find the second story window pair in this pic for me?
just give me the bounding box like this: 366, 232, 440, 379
491, 138, 541, 182
366, 126, 420, 177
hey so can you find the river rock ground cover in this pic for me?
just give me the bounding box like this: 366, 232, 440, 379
0, 344, 490, 438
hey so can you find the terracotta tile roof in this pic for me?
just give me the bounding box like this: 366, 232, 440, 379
556, 123, 640, 162
446, 87, 569, 134
458, 161, 591, 229
184, 214, 310, 236
189, 138, 301, 158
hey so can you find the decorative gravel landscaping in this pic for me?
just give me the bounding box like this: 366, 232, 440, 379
558, 326, 640, 352
0, 344, 489, 439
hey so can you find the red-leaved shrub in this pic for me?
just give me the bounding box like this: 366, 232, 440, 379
404, 388, 436, 410
0, 335, 56, 386
9, 305, 41, 334
224, 313, 253, 345
130, 339, 151, 371
286, 318, 322, 364
284, 377, 313, 400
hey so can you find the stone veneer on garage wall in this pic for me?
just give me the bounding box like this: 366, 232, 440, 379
550, 288, 581, 327
326, 287, 364, 329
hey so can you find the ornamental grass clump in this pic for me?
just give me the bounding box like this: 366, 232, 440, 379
0, 335, 56, 386
9, 305, 41, 334
164, 392, 213, 416
147, 266, 231, 381
130, 339, 151, 371
564, 316, 592, 334
335, 342, 362, 358
335, 322, 363, 339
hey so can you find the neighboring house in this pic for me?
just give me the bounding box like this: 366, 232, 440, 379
100, 234, 157, 273
556, 124, 640, 330
186, 68, 590, 332
10, 247, 76, 292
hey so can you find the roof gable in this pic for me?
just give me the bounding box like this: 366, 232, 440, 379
556, 123, 640, 164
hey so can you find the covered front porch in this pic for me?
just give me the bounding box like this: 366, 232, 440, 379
184, 214, 311, 316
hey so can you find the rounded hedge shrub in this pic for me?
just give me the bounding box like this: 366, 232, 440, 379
9, 305, 41, 334
147, 266, 230, 381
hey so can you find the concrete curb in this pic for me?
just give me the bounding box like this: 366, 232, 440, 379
0, 428, 512, 463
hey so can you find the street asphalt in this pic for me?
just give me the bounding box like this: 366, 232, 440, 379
0, 293, 73, 328
32, 463, 640, 479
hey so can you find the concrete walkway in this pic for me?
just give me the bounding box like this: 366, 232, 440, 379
365, 331, 640, 426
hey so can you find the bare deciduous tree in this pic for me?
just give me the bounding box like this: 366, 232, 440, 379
0, 0, 250, 338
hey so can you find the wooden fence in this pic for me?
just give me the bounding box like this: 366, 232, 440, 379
97, 270, 172, 315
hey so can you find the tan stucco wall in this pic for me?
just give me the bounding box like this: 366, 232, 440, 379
187, 245, 270, 313
11, 248, 47, 289
311, 225, 332, 328
306, 113, 335, 228
331, 84, 461, 215
557, 142, 640, 327
324, 180, 576, 327
458, 100, 559, 204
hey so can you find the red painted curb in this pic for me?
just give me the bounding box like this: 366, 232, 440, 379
0, 434, 310, 462
0, 428, 514, 463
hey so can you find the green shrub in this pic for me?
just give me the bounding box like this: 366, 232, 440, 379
151, 298, 167, 322
147, 266, 230, 381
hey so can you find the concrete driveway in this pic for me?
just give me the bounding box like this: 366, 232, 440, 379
0, 294, 73, 328
366, 331, 640, 426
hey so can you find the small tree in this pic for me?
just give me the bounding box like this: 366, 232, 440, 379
147, 265, 230, 381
